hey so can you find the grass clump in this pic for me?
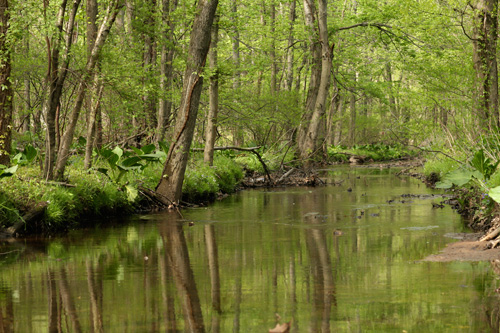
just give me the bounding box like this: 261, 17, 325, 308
213, 155, 244, 193
422, 156, 460, 180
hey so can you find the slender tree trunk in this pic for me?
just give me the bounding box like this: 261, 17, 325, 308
231, 0, 243, 147
349, 90, 356, 146
472, 0, 499, 130
43, 0, 81, 179
54, 0, 124, 180
385, 62, 398, 120
270, 1, 277, 94
156, 0, 178, 143
284, 0, 296, 91
300, 0, 333, 165
156, 0, 218, 205
84, 0, 99, 169
0, 0, 12, 165
143, 0, 157, 132
204, 15, 219, 166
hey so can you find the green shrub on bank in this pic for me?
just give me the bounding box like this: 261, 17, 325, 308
0, 165, 133, 231
182, 155, 244, 202
422, 156, 460, 179
0, 151, 245, 231
213, 156, 244, 193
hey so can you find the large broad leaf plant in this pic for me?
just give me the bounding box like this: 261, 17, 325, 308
436, 149, 500, 203
96, 143, 167, 202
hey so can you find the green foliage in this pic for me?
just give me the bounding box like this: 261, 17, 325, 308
470, 149, 499, 181
327, 144, 418, 163
12, 144, 37, 166
0, 164, 17, 179
182, 163, 219, 203
96, 145, 166, 201
213, 155, 244, 193
423, 156, 459, 179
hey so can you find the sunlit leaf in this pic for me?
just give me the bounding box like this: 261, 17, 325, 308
125, 185, 138, 202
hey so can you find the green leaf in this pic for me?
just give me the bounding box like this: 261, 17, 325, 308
23, 145, 37, 162
141, 144, 156, 154
0, 165, 18, 178
112, 146, 123, 159
131, 146, 143, 155
489, 186, 500, 204
120, 156, 142, 168
435, 168, 475, 189
125, 185, 138, 202
140, 152, 165, 162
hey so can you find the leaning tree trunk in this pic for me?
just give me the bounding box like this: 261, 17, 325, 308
0, 0, 12, 165
156, 0, 219, 205
299, 0, 333, 165
204, 15, 219, 166
54, 0, 124, 180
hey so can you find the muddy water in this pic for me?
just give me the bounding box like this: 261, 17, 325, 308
1, 167, 499, 332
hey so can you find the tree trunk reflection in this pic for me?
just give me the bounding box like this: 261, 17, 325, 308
204, 223, 221, 332
304, 213, 337, 333
160, 214, 205, 332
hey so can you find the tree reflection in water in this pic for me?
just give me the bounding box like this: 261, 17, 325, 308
159, 213, 205, 332
304, 213, 337, 333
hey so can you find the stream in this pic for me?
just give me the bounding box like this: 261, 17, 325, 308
1, 166, 500, 332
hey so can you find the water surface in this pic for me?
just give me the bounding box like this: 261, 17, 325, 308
1, 166, 499, 332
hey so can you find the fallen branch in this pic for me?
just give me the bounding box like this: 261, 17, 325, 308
480, 226, 500, 242
277, 168, 296, 183
3, 201, 48, 237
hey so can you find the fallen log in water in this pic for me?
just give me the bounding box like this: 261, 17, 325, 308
2, 201, 48, 237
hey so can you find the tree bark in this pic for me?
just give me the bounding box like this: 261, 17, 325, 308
349, 89, 356, 146
284, 0, 296, 91
143, 0, 157, 132
156, 0, 178, 143
204, 15, 219, 166
0, 0, 13, 165
472, 0, 499, 130
43, 0, 81, 179
299, 0, 333, 165
156, 0, 219, 205
297, 0, 322, 155
84, 0, 99, 169
54, 0, 124, 180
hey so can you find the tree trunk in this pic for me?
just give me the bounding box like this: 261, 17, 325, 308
54, 0, 124, 180
270, 1, 277, 94
156, 0, 219, 205
284, 0, 296, 91
472, 0, 499, 130
299, 0, 333, 165
43, 0, 81, 180
0, 0, 13, 165
349, 90, 356, 146
156, 0, 178, 143
297, 0, 321, 155
204, 15, 219, 166
143, 0, 157, 132
84, 0, 99, 169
